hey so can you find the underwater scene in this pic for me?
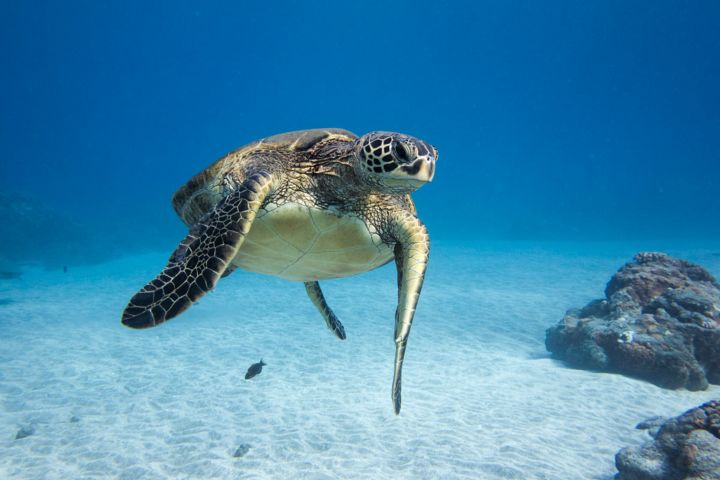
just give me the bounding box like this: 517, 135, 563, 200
1, 1, 719, 479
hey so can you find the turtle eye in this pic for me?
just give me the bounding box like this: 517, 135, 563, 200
394, 142, 409, 162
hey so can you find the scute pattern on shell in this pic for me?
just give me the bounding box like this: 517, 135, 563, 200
172, 129, 358, 225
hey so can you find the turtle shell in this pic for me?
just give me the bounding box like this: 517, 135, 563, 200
171, 128, 357, 225
260, 128, 357, 152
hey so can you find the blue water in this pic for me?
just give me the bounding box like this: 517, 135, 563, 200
2, 1, 720, 260
1, 1, 720, 479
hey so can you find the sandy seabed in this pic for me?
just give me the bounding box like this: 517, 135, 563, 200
1, 241, 719, 479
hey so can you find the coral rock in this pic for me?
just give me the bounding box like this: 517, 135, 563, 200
616, 400, 720, 480
546, 253, 720, 390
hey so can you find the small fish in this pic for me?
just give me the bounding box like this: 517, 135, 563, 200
0, 271, 21, 280
63, 265, 68, 273
245, 359, 266, 380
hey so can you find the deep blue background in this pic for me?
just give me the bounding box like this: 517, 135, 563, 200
1, 1, 719, 263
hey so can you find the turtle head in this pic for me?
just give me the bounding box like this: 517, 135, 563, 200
353, 132, 437, 194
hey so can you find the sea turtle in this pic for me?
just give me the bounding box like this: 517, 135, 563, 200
121, 128, 437, 414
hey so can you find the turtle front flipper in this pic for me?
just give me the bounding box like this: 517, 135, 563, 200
122, 171, 274, 328
305, 281, 346, 340
390, 213, 430, 414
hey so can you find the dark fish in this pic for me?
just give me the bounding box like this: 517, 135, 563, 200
63, 265, 68, 273
0, 271, 21, 280
245, 359, 266, 380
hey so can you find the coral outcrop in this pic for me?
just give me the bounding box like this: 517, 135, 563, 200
546, 252, 720, 389
616, 400, 720, 480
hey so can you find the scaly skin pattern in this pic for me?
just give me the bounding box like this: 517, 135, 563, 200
122, 172, 274, 328
390, 211, 430, 414
305, 281, 346, 340
122, 129, 437, 414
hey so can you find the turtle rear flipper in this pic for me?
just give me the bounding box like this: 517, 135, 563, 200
122, 172, 273, 328
305, 281, 346, 340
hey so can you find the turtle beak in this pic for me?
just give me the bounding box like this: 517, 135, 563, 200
402, 154, 435, 184
420, 154, 435, 183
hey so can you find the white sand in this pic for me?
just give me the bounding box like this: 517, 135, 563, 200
1, 242, 718, 479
